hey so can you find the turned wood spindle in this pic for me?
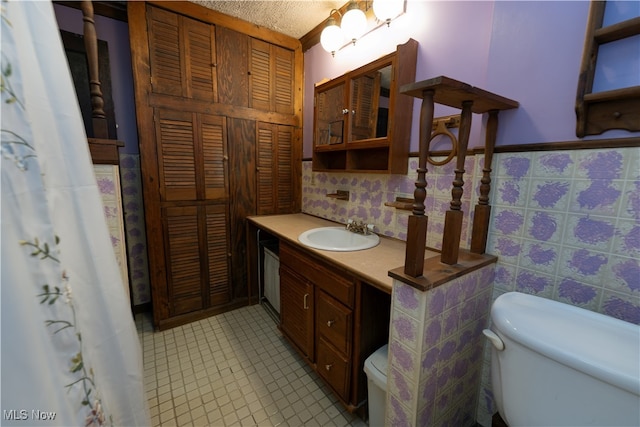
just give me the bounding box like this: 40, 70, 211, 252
403, 89, 434, 277
81, 0, 108, 139
470, 109, 499, 254
440, 100, 473, 265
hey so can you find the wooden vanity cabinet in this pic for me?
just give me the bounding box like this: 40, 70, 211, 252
278, 241, 390, 412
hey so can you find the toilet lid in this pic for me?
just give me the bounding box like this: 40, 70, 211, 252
369, 344, 388, 376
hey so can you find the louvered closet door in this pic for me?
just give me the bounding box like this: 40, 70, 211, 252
256, 123, 294, 215
164, 204, 231, 316
155, 109, 197, 201
249, 38, 294, 114
182, 16, 217, 101
147, 4, 217, 101
155, 107, 231, 317
206, 204, 230, 306
147, 5, 183, 97
276, 125, 293, 213
201, 115, 227, 201
165, 206, 203, 316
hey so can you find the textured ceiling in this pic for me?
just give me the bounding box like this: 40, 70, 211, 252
190, 0, 344, 39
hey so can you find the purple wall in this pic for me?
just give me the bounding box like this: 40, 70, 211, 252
303, 0, 640, 157
53, 4, 139, 155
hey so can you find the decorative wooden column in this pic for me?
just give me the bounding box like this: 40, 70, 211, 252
401, 76, 518, 271
80, 0, 123, 164
470, 109, 499, 254
403, 89, 434, 277
81, 0, 107, 138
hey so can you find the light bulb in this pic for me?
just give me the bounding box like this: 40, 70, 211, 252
341, 1, 367, 45
320, 17, 344, 56
373, 0, 404, 26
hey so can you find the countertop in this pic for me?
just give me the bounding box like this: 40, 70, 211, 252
247, 213, 440, 293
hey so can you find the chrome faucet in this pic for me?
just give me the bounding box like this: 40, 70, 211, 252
346, 219, 374, 235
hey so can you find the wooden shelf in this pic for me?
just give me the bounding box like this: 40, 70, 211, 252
400, 76, 519, 113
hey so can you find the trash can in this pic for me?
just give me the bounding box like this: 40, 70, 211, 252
363, 344, 388, 426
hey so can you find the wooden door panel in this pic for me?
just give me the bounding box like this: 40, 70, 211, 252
256, 123, 275, 215
165, 206, 203, 316
216, 27, 248, 107
274, 45, 294, 114
147, 5, 184, 97
155, 109, 197, 201
201, 115, 228, 201
280, 267, 314, 360
227, 118, 255, 299
249, 39, 294, 114
276, 125, 293, 213
249, 38, 271, 112
182, 16, 217, 101
206, 204, 230, 306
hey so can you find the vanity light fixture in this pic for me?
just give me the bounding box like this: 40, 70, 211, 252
320, 0, 405, 56
372, 0, 404, 26
341, 0, 367, 45
320, 9, 344, 57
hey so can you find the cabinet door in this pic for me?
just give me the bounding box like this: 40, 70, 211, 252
164, 206, 203, 316
256, 122, 294, 215
279, 266, 314, 360
250, 38, 294, 114
205, 203, 231, 306
163, 204, 231, 316
216, 26, 248, 107
146, 5, 217, 101
154, 109, 228, 202
315, 81, 347, 147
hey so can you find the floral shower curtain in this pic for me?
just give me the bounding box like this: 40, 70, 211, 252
1, 1, 149, 425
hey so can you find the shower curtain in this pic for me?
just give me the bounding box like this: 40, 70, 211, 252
1, 1, 149, 425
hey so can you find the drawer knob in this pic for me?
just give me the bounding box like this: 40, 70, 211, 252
327, 320, 335, 327
325, 364, 333, 371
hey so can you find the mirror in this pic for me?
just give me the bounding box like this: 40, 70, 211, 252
350, 64, 391, 141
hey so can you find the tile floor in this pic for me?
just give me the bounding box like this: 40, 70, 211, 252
136, 304, 368, 427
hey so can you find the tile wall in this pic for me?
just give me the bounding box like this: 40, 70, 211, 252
119, 154, 151, 307
302, 145, 640, 426
386, 265, 495, 426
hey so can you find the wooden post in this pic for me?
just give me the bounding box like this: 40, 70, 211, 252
403, 89, 434, 277
471, 109, 499, 254
441, 100, 473, 265
81, 0, 108, 139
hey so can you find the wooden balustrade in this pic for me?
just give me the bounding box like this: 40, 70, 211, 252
400, 76, 518, 276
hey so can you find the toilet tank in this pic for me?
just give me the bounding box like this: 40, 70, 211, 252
487, 292, 640, 427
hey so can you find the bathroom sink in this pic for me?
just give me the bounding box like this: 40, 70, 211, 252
298, 227, 380, 252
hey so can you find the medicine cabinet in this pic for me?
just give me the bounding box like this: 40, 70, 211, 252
312, 39, 418, 173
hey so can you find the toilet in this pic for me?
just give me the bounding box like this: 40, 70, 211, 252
484, 292, 640, 427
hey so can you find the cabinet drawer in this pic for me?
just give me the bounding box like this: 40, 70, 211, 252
316, 337, 350, 400
280, 242, 354, 307
317, 291, 352, 355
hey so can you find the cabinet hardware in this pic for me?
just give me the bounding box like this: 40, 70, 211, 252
325, 364, 333, 371
342, 108, 349, 114
303, 293, 309, 309
327, 320, 335, 327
